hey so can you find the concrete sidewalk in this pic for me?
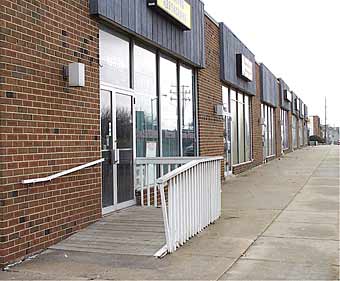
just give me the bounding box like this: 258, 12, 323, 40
1, 146, 339, 280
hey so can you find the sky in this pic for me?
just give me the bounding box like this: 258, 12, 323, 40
203, 0, 340, 127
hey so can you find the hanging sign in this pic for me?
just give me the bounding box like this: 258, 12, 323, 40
236, 54, 253, 82
147, 0, 192, 30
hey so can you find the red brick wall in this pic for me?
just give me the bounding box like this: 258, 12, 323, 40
197, 16, 224, 163
312, 116, 321, 138
0, 1, 101, 267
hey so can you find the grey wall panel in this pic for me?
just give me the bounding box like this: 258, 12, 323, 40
219, 23, 256, 96
260, 64, 278, 107
299, 99, 304, 119
291, 92, 298, 116
278, 78, 291, 111
90, 0, 205, 67
304, 104, 308, 120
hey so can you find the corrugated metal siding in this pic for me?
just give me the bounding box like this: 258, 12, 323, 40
260, 64, 278, 107
90, 0, 205, 67
278, 78, 291, 111
219, 24, 256, 96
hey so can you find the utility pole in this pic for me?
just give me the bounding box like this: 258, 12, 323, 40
324, 96, 327, 144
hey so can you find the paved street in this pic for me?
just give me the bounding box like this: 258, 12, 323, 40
1, 146, 339, 280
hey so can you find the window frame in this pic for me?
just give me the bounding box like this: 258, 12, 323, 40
226, 85, 252, 166
99, 27, 199, 158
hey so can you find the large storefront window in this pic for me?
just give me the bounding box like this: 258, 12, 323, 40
299, 119, 303, 146
99, 29, 130, 88
281, 109, 289, 151
292, 115, 298, 148
180, 66, 196, 156
229, 88, 252, 165
262, 104, 275, 158
134, 45, 158, 157
160, 57, 179, 157
99, 30, 198, 159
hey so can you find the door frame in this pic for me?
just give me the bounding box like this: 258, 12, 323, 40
100, 83, 136, 214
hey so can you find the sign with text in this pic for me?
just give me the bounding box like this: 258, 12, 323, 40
284, 89, 292, 102
236, 54, 253, 82
148, 0, 192, 30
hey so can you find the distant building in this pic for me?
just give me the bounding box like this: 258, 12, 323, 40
321, 125, 340, 145
308, 115, 322, 138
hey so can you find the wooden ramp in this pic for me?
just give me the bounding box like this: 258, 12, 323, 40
50, 206, 165, 256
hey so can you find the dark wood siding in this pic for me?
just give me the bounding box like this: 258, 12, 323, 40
299, 99, 304, 119
260, 64, 278, 107
219, 23, 256, 96
278, 78, 291, 111
291, 92, 298, 116
90, 0, 205, 67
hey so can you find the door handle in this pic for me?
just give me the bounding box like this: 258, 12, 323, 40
110, 149, 120, 165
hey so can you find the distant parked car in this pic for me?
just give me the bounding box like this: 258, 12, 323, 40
337, 140, 340, 145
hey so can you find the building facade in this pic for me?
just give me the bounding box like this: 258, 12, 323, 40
0, 0, 310, 267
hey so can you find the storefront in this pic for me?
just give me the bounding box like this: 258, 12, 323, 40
292, 93, 299, 149
304, 104, 309, 145
278, 79, 292, 153
92, 0, 205, 211
260, 64, 278, 160
219, 24, 256, 175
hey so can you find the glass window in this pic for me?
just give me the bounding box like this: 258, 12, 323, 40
160, 57, 179, 157
271, 108, 275, 155
180, 65, 195, 156
281, 109, 289, 150
245, 96, 251, 161
222, 86, 231, 173
238, 93, 245, 163
99, 30, 130, 88
292, 115, 297, 148
231, 90, 238, 164
262, 104, 275, 157
134, 45, 158, 157
230, 90, 251, 165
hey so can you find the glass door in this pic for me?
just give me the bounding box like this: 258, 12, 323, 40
100, 88, 135, 214
224, 115, 232, 176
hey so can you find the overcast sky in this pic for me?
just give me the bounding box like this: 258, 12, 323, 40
203, 0, 340, 127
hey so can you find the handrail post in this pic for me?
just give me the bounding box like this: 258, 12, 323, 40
159, 183, 171, 253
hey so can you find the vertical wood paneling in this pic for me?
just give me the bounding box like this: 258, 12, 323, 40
278, 78, 291, 111
219, 24, 256, 96
90, 0, 205, 67
260, 64, 278, 107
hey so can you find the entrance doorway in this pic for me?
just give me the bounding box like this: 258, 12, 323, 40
224, 115, 232, 176
100, 87, 135, 213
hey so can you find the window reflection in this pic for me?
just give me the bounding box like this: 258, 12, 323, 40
134, 46, 158, 157
180, 65, 195, 156
160, 57, 179, 157
99, 30, 130, 88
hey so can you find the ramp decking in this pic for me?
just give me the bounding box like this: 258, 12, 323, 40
50, 206, 165, 256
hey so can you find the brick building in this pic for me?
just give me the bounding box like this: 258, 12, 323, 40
309, 115, 322, 139
0, 0, 310, 267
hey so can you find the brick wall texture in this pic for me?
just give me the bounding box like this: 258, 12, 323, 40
197, 16, 224, 162
0, 1, 101, 267
0, 5, 304, 268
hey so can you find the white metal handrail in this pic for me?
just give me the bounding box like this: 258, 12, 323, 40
135, 157, 201, 207
22, 158, 105, 184
156, 156, 223, 256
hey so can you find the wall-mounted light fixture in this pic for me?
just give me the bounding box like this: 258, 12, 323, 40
214, 104, 226, 116
63, 63, 85, 87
